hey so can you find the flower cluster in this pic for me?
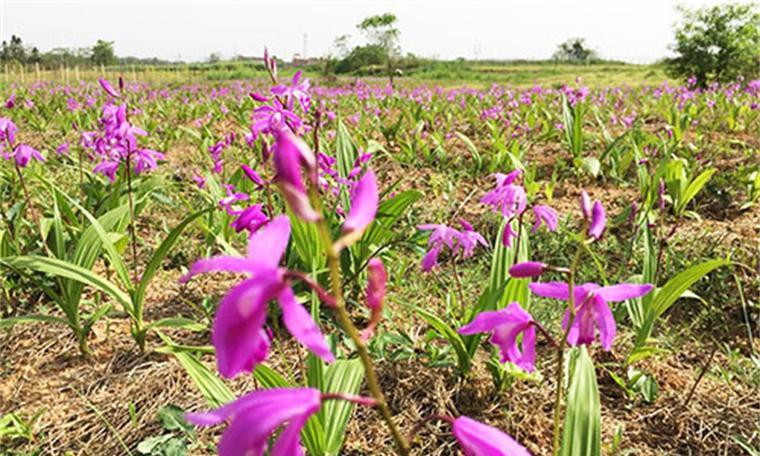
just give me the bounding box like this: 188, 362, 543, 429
182, 58, 530, 455
480, 169, 558, 247
461, 194, 653, 373
83, 79, 164, 182
418, 220, 487, 272
0, 117, 45, 168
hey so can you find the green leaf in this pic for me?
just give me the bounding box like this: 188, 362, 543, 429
634, 258, 729, 350
145, 317, 205, 332
415, 307, 470, 373
676, 168, 716, 214
362, 189, 422, 247
627, 368, 659, 403
158, 405, 194, 434
160, 347, 234, 408
455, 132, 482, 170
50, 182, 134, 293
68, 204, 131, 306
288, 208, 327, 271
0, 314, 69, 329
1, 255, 131, 309
253, 364, 292, 388
560, 347, 601, 456
134, 209, 209, 316
323, 359, 365, 455
580, 156, 601, 178
335, 120, 358, 213
489, 218, 529, 309
732, 435, 760, 456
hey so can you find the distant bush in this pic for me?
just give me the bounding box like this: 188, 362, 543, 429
667, 3, 760, 85
552, 38, 600, 63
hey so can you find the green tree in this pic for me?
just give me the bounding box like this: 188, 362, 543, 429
91, 39, 116, 66
1, 35, 27, 63
552, 38, 598, 63
667, 3, 760, 85
357, 13, 400, 85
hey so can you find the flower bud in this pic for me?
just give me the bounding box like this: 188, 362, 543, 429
361, 258, 387, 341
366, 258, 387, 311
588, 201, 606, 240
580, 190, 592, 220
509, 261, 546, 278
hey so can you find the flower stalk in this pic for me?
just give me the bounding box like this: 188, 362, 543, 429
551, 238, 585, 456
310, 185, 411, 455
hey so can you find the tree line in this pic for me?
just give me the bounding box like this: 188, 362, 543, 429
0, 36, 176, 69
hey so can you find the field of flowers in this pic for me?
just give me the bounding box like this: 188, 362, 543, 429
0, 58, 758, 455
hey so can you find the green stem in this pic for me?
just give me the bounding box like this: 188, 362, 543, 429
552, 240, 585, 456
310, 188, 410, 455
15, 164, 38, 225
125, 153, 139, 282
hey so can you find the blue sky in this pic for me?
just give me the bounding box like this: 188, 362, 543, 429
0, 0, 742, 63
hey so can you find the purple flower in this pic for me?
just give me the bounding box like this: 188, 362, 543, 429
509, 261, 546, 278
133, 149, 165, 175
8, 144, 45, 168
588, 201, 606, 240
180, 216, 334, 377
250, 98, 303, 139
93, 159, 120, 182
579, 192, 605, 240
187, 387, 322, 456
249, 91, 270, 103
192, 171, 206, 189
458, 219, 488, 258
271, 70, 311, 112
361, 258, 387, 341
219, 185, 249, 213
273, 130, 320, 222
0, 117, 18, 146
532, 205, 558, 234
417, 222, 486, 272
529, 281, 653, 350
341, 169, 378, 245
459, 302, 536, 372
240, 164, 265, 188
56, 142, 70, 156
366, 258, 387, 310
98, 78, 120, 98
452, 416, 531, 456
501, 222, 518, 247
580, 191, 592, 219
230, 204, 268, 233
480, 171, 527, 219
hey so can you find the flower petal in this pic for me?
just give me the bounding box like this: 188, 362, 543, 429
459, 310, 517, 335
592, 295, 616, 350
452, 416, 531, 456
343, 169, 378, 234
278, 287, 335, 363
596, 283, 653, 302
528, 282, 570, 300
271, 415, 308, 456
246, 215, 291, 266
179, 257, 260, 283
588, 201, 606, 239
212, 278, 277, 378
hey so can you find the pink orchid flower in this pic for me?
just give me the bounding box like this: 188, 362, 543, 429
459, 302, 537, 372
187, 387, 322, 456
452, 416, 531, 456
529, 281, 653, 350
179, 216, 334, 378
